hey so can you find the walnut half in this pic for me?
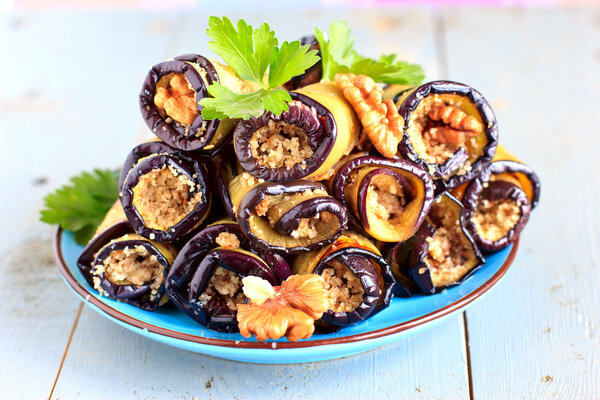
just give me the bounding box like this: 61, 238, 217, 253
154, 73, 199, 125
236, 274, 329, 342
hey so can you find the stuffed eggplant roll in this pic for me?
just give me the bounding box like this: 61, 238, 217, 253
459, 145, 541, 251
389, 193, 484, 294
230, 173, 348, 253
234, 82, 359, 182
396, 81, 498, 191
283, 35, 322, 90
140, 54, 253, 153
77, 202, 177, 310
119, 141, 211, 242
331, 155, 434, 242
293, 232, 396, 327
165, 221, 291, 332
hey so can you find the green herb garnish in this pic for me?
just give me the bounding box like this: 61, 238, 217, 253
314, 20, 425, 85
40, 169, 120, 245
199, 17, 320, 120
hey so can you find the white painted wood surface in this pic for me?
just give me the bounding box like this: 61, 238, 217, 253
0, 6, 598, 400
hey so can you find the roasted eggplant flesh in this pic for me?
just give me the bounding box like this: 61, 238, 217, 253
119, 142, 210, 242
234, 178, 348, 253
398, 81, 498, 188
414, 194, 484, 291
234, 82, 358, 182
332, 155, 434, 242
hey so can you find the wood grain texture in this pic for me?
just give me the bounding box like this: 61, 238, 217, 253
443, 7, 600, 399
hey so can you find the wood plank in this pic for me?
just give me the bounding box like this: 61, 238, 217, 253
443, 7, 600, 398
0, 13, 180, 400
52, 8, 471, 399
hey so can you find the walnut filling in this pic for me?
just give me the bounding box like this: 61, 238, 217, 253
249, 120, 314, 170
407, 95, 482, 166
322, 260, 365, 313
154, 72, 199, 126
215, 232, 241, 249
253, 189, 336, 240
367, 174, 406, 225
198, 266, 246, 311
472, 199, 521, 242
93, 245, 164, 298
132, 164, 203, 231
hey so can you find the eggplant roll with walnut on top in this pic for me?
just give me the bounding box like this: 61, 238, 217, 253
454, 145, 541, 252
230, 174, 348, 254
119, 141, 211, 242
294, 232, 397, 328
331, 155, 435, 242
388, 193, 484, 295
234, 82, 360, 182
140, 54, 255, 154
165, 221, 291, 333
77, 202, 177, 310
396, 80, 498, 191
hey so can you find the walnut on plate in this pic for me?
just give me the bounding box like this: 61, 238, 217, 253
335, 73, 404, 158
236, 274, 329, 342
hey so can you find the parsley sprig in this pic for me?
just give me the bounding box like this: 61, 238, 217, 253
40, 169, 120, 245
314, 20, 425, 85
199, 17, 320, 120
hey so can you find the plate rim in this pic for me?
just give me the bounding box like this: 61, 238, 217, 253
54, 227, 518, 350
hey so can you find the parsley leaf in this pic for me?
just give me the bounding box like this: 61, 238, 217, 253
40, 169, 120, 245
201, 17, 320, 120
315, 20, 425, 85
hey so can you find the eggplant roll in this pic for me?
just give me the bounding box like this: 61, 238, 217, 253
390, 193, 484, 294
119, 141, 211, 242
208, 146, 241, 220
282, 35, 322, 91
234, 82, 359, 182
459, 145, 541, 251
230, 174, 348, 253
77, 203, 177, 310
331, 155, 435, 242
294, 232, 396, 327
165, 221, 290, 332
140, 54, 251, 153
396, 81, 498, 191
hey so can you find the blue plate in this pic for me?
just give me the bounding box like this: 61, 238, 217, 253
54, 228, 516, 363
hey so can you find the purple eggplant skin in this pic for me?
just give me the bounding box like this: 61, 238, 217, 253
237, 180, 348, 254
208, 146, 238, 220
409, 193, 485, 295
92, 239, 171, 311
386, 238, 420, 297
139, 54, 222, 152
119, 141, 211, 242
77, 221, 132, 286
234, 92, 336, 182
165, 223, 283, 332
462, 160, 540, 252
331, 155, 435, 241
398, 80, 499, 191
282, 35, 322, 91
314, 247, 396, 327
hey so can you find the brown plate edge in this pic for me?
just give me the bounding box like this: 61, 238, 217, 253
54, 227, 518, 350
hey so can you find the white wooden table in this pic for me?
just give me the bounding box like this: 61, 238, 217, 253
1, 6, 598, 399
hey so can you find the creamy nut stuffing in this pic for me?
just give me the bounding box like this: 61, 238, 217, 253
472, 199, 521, 242
198, 266, 246, 311
322, 260, 365, 312
93, 245, 164, 297
249, 118, 314, 170
215, 232, 241, 249
132, 164, 202, 231
154, 73, 199, 125
367, 174, 406, 224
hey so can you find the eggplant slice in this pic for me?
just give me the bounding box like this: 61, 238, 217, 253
331, 155, 435, 242
282, 35, 322, 91
119, 141, 211, 242
230, 175, 348, 253
234, 82, 359, 182
165, 221, 290, 332
396, 80, 498, 191
294, 232, 397, 328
